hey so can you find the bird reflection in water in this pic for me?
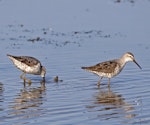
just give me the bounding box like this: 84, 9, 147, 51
10, 83, 46, 118
87, 87, 136, 120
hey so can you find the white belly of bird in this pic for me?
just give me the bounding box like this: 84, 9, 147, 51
12, 59, 41, 75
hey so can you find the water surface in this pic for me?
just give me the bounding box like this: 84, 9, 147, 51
0, 0, 150, 125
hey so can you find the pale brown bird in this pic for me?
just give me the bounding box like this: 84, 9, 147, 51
82, 52, 142, 86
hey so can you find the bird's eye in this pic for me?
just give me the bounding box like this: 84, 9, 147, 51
129, 55, 133, 59
128, 55, 132, 58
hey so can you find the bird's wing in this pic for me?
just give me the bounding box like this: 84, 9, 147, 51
86, 60, 118, 73
15, 56, 40, 67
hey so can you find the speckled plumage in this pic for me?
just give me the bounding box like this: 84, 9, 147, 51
7, 54, 46, 82
82, 52, 141, 86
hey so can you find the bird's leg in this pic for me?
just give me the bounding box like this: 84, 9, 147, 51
41, 77, 45, 86
20, 73, 31, 85
24, 76, 32, 85
97, 77, 103, 87
20, 72, 28, 84
23, 77, 31, 87
22, 73, 27, 83
27, 79, 32, 85
108, 78, 110, 87
20, 72, 25, 79
43, 77, 45, 82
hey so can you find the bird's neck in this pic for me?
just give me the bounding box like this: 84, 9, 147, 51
119, 57, 128, 68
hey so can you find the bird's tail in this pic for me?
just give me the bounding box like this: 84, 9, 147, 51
7, 54, 11, 57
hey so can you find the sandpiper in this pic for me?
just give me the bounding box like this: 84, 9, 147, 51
7, 54, 46, 83
81, 52, 142, 86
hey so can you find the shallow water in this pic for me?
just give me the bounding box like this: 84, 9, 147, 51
0, 0, 150, 125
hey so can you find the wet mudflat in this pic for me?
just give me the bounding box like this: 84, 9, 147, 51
0, 0, 150, 125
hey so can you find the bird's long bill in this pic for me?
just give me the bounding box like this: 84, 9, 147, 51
43, 77, 45, 81
133, 59, 142, 69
